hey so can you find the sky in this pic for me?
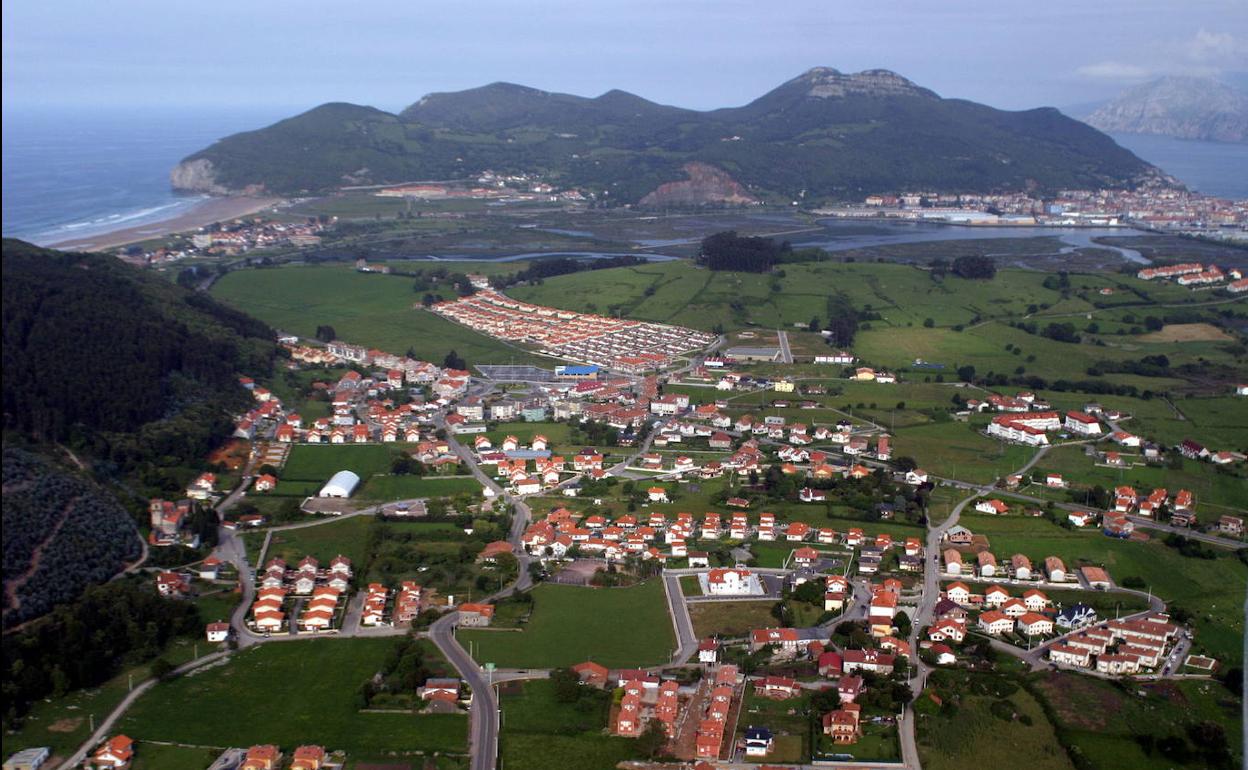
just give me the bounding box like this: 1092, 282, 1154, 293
3, 0, 1246, 115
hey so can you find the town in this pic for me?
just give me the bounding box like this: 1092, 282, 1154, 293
21, 272, 1241, 770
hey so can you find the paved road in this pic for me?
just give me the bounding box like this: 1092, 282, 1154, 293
429, 613, 498, 770
57, 652, 229, 770
776, 329, 794, 364
662, 572, 700, 665
899, 488, 979, 769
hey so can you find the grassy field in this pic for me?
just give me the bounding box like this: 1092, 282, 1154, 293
268, 444, 481, 501
1033, 672, 1242, 770
963, 515, 1248, 663
498, 679, 637, 770
459, 580, 675, 668
892, 420, 1036, 483
484, 421, 577, 451
195, 587, 242, 626
265, 514, 375, 566
116, 638, 467, 757
688, 601, 778, 638
1033, 390, 1248, 451
917, 670, 1074, 770
3, 637, 205, 763
212, 264, 548, 366
359, 475, 481, 500
273, 444, 400, 496
1029, 444, 1247, 512
509, 261, 1080, 333
927, 485, 971, 526
130, 743, 223, 770
507, 259, 1246, 391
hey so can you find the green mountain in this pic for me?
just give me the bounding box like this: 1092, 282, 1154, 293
173, 67, 1162, 203
2, 240, 276, 625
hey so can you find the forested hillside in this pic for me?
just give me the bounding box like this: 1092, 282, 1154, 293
2, 239, 275, 492
1, 239, 277, 628
2, 449, 141, 628
2, 579, 201, 726
173, 67, 1160, 202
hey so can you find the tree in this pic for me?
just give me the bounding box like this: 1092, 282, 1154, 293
443, 350, 467, 370
957, 365, 976, 383
549, 667, 580, 702
893, 454, 923, 471
951, 255, 996, 279
315, 324, 337, 342
893, 610, 912, 638
636, 720, 668, 758
808, 316, 821, 332
698, 231, 783, 272
150, 658, 177, 681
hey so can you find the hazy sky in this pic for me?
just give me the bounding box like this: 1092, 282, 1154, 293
4, 0, 1246, 114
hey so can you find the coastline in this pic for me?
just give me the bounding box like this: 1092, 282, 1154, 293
48, 195, 284, 252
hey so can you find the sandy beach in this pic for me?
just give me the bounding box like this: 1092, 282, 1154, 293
49, 195, 284, 251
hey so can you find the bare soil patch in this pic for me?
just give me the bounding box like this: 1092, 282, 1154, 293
1139, 323, 1232, 343
48, 717, 83, 732
1033, 672, 1123, 732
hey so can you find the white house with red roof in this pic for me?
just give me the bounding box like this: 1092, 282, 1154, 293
1064, 410, 1103, 436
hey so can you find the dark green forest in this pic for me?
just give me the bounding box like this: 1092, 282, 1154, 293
1, 579, 201, 727
2, 239, 276, 632
2, 239, 275, 492
2, 449, 142, 628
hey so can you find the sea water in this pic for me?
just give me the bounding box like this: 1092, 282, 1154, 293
2, 106, 289, 245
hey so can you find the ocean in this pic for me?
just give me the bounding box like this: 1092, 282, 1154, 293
1109, 133, 1248, 199
1, 106, 290, 245
2, 107, 1245, 246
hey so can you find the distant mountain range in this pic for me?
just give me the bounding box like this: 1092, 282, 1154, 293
173, 67, 1163, 205
1081, 76, 1248, 144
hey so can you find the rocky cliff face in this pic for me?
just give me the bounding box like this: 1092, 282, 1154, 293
170, 158, 233, 194
799, 67, 936, 99
639, 163, 758, 208
1084, 77, 1248, 143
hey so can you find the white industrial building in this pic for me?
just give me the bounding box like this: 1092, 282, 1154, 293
319, 470, 361, 498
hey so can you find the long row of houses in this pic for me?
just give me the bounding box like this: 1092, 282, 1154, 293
520, 504, 920, 565
431, 288, 713, 370
1046, 612, 1182, 675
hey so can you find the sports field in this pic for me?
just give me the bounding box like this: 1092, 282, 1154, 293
115, 638, 468, 757
273, 444, 397, 495
458, 580, 675, 668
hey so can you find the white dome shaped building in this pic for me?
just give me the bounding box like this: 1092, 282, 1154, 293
318, 470, 361, 498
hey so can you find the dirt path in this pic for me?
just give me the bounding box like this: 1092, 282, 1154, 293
2, 494, 83, 620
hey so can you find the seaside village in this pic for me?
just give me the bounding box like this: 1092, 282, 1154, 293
78, 278, 1245, 770
822, 186, 1248, 242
